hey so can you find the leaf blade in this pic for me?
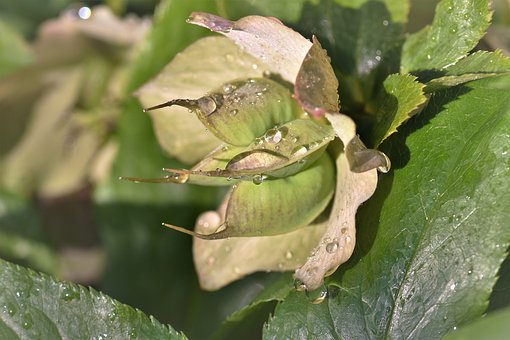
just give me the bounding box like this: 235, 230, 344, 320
0, 258, 186, 339
265, 75, 510, 339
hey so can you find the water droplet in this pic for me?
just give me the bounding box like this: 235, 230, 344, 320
3, 303, 17, 316
170, 172, 189, 184
290, 136, 299, 143
294, 279, 307, 291
262, 70, 271, 77
230, 109, 238, 116
427, 54, 431, 60
345, 236, 352, 243
453, 326, 457, 331
223, 83, 237, 94
306, 284, 328, 304
198, 96, 218, 116
221, 145, 229, 152
61, 286, 80, 301
308, 141, 320, 149
382, 20, 389, 26
265, 128, 283, 144
449, 283, 456, 291
326, 242, 339, 253
78, 6, 92, 20
285, 250, 293, 260
291, 145, 308, 157
375, 56, 381, 61
252, 174, 266, 185
22, 313, 33, 329
251, 63, 258, 70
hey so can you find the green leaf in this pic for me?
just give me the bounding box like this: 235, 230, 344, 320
295, 0, 407, 111
425, 50, 510, 92
401, 0, 491, 74
0, 19, 32, 76
265, 75, 510, 338
136, 36, 267, 164
444, 306, 510, 340
125, 0, 217, 93
370, 73, 426, 147
0, 258, 186, 339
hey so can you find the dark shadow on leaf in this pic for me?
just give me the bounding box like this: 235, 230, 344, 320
488, 246, 510, 312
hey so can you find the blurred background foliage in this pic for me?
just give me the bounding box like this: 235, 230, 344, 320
0, 0, 509, 339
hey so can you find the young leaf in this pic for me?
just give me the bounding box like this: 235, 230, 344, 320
425, 50, 510, 92
136, 36, 269, 164
0, 258, 186, 339
401, 0, 491, 73
265, 75, 510, 339
369, 73, 426, 147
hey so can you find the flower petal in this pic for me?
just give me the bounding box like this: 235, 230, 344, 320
192, 197, 328, 291
188, 12, 312, 83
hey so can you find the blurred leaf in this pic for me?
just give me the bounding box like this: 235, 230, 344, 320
444, 306, 510, 340
295, 0, 407, 112
126, 0, 218, 93
401, 0, 491, 73
0, 19, 32, 76
221, 0, 309, 22
485, 26, 510, 57
0, 258, 186, 339
265, 75, 510, 338
0, 67, 85, 196
370, 73, 426, 147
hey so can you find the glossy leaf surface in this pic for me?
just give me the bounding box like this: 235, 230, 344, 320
401, 0, 491, 73
265, 75, 510, 339
0, 258, 185, 339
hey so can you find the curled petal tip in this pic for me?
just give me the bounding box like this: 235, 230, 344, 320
187, 12, 233, 33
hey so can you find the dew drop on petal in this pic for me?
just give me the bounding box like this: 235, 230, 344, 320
326, 242, 339, 253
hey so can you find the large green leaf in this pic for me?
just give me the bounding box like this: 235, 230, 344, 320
264, 75, 510, 338
0, 258, 185, 339
295, 0, 407, 112
401, 0, 491, 74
